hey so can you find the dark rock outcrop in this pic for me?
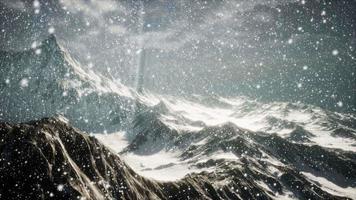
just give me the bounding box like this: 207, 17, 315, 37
0, 117, 354, 199
0, 117, 159, 199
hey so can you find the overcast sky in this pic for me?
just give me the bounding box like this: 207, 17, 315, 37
0, 0, 355, 112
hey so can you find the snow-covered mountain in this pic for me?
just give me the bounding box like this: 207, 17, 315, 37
0, 35, 135, 132
1, 115, 355, 199
1, 35, 356, 199
1, 117, 225, 200
97, 94, 356, 199
93, 91, 356, 199
131, 95, 356, 152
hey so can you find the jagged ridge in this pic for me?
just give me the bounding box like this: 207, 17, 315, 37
2, 117, 355, 200
123, 107, 356, 199
0, 35, 134, 132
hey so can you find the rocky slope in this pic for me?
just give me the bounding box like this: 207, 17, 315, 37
1, 117, 354, 200
0, 35, 134, 133
1, 33, 355, 200
116, 99, 356, 199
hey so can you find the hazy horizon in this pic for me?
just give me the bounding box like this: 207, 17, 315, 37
1, 0, 355, 113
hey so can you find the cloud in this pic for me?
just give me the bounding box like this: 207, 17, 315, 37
60, 0, 122, 14
0, 0, 26, 11
108, 25, 127, 35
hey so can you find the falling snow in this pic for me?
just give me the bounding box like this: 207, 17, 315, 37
48, 27, 55, 34
0, 0, 355, 199
332, 49, 339, 56
19, 78, 29, 88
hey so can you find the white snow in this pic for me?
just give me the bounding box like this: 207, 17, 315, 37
332, 49, 339, 56
20, 78, 29, 88
142, 94, 356, 152
86, 89, 356, 183
94, 132, 128, 153
95, 133, 210, 181
122, 150, 210, 181
48, 27, 55, 34
302, 172, 356, 199
210, 151, 239, 160
57, 184, 64, 191
33, 0, 40, 8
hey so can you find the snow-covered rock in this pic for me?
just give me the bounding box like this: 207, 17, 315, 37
2, 117, 355, 199
0, 35, 135, 132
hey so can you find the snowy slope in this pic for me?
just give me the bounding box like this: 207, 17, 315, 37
0, 35, 135, 132
143, 95, 356, 152
2, 117, 355, 200
98, 93, 356, 199
1, 35, 355, 199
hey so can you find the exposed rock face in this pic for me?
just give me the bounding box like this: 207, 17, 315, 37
121, 104, 356, 200
0, 35, 134, 133
0, 117, 156, 199
1, 23, 355, 200
1, 117, 355, 200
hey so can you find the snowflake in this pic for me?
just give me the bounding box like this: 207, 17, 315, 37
20, 78, 29, 88
48, 27, 55, 34
57, 184, 64, 192
287, 39, 293, 44
33, 0, 40, 8
35, 49, 42, 55
332, 49, 339, 56
337, 101, 343, 107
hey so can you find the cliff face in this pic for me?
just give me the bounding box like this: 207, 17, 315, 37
0, 117, 234, 200
0, 117, 153, 199
1, 117, 354, 200
0, 35, 134, 133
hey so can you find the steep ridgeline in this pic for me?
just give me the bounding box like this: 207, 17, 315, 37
0, 117, 229, 200
0, 35, 134, 132
1, 117, 354, 200
0, 117, 163, 200
122, 101, 356, 200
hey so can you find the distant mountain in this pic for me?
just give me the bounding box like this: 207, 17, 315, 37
114, 95, 356, 199
1, 34, 355, 200
1, 117, 354, 199
0, 35, 135, 132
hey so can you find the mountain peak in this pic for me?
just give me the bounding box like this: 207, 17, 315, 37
43, 34, 58, 45
39, 34, 63, 54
